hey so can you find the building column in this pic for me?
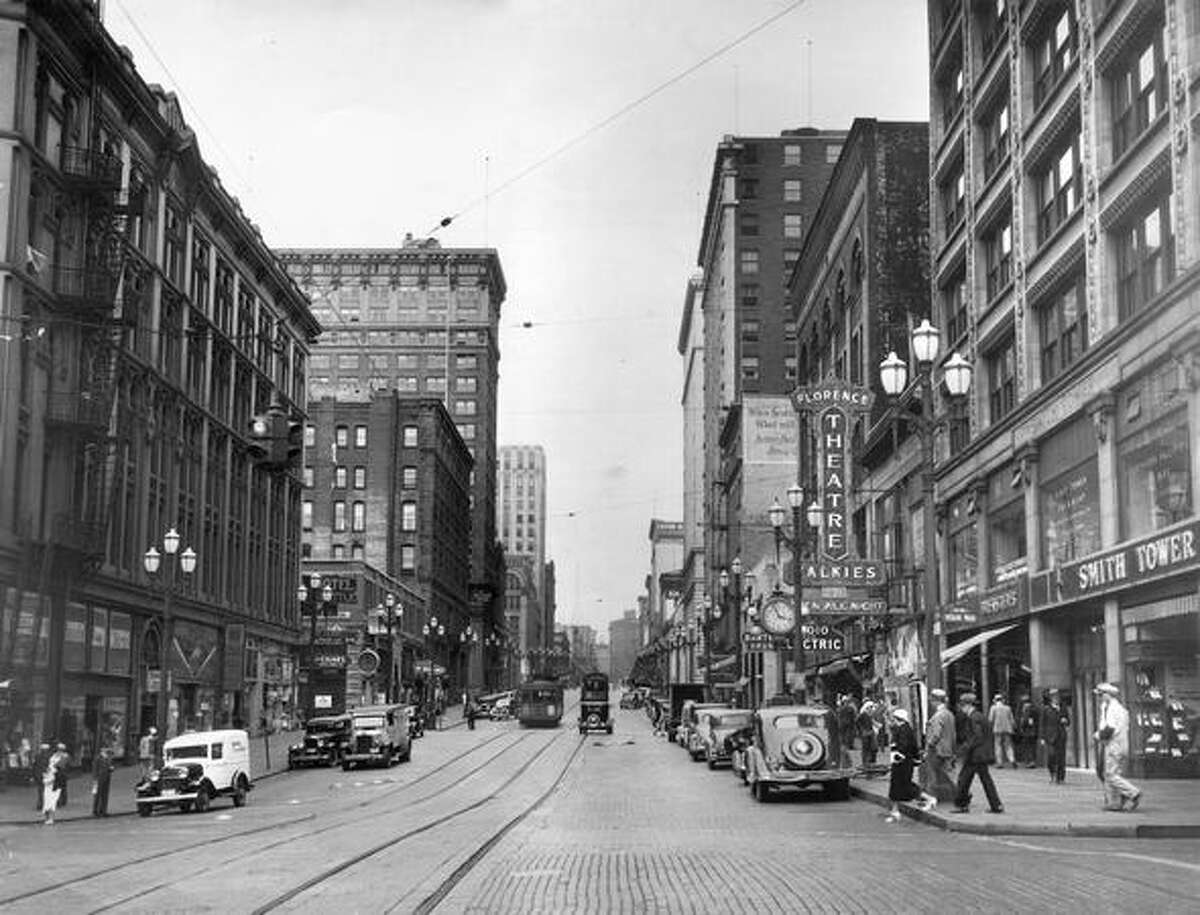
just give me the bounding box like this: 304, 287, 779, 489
1091, 393, 1122, 683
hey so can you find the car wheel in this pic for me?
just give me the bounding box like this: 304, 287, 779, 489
606, 724, 613, 734
193, 786, 210, 814
232, 782, 247, 808
753, 781, 770, 803
706, 752, 717, 770
138, 804, 152, 817
342, 761, 351, 771
179, 800, 193, 813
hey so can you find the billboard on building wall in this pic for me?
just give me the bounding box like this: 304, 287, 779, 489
742, 396, 798, 465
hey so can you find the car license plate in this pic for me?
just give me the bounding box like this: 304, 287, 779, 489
161, 788, 176, 797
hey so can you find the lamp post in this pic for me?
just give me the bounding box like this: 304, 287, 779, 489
297, 573, 334, 715
459, 627, 478, 694
769, 485, 822, 700
374, 593, 403, 703
702, 599, 721, 698
879, 318, 973, 693
144, 528, 197, 741
719, 556, 744, 699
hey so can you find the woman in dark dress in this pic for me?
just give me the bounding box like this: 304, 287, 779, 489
885, 708, 935, 823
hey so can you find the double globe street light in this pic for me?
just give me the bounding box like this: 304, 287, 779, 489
769, 483, 822, 699
373, 593, 403, 703
144, 527, 197, 740
878, 318, 972, 693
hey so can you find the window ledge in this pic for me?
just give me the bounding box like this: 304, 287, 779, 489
1102, 109, 1169, 191
1031, 205, 1083, 264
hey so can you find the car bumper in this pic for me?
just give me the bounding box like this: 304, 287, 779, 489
137, 790, 201, 805
753, 767, 856, 786
343, 751, 390, 763
290, 753, 335, 766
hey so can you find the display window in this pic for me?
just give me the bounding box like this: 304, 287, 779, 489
89, 606, 108, 671
64, 602, 87, 671
947, 493, 978, 599
1118, 413, 1191, 540
108, 612, 132, 675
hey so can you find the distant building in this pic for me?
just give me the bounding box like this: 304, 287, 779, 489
497, 445, 548, 650
608, 610, 641, 683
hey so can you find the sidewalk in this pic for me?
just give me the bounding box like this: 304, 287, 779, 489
0, 728, 301, 827
852, 761, 1200, 838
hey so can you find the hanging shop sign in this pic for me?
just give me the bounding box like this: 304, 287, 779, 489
310, 635, 348, 671
942, 575, 1028, 634
1030, 518, 1200, 608
319, 574, 360, 606
801, 596, 887, 616
792, 382, 885, 585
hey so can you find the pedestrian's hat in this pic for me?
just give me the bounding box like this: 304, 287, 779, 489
960, 692, 978, 705
891, 707, 910, 722
993, 693, 1003, 702
55, 742, 66, 750
930, 688, 947, 700
1093, 682, 1119, 697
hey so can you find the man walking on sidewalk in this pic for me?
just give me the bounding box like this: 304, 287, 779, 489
1094, 682, 1141, 812
988, 694, 1015, 768
921, 689, 957, 804
951, 693, 1004, 815
1039, 689, 1070, 784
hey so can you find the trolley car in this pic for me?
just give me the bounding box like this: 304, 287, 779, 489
578, 672, 612, 734
516, 680, 564, 728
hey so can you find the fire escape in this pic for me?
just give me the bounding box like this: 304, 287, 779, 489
29, 143, 142, 590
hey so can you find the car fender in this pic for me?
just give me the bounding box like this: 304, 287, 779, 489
744, 746, 766, 782
232, 770, 252, 791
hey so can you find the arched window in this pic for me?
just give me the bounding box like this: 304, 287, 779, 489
836, 269, 847, 307
851, 238, 864, 287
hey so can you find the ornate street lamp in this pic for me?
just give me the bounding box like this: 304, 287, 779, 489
144, 528, 196, 742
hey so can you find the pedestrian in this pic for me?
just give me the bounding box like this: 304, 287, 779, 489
1039, 689, 1070, 784
31, 741, 50, 812
988, 693, 1016, 768
464, 694, 478, 731
951, 693, 1004, 815
1015, 694, 1038, 767
1093, 682, 1141, 812
920, 689, 957, 805
857, 697, 879, 768
836, 694, 858, 767
91, 746, 114, 817
884, 708, 936, 822
42, 742, 69, 825
138, 727, 158, 779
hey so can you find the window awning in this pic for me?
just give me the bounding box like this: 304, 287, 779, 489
940, 623, 1019, 668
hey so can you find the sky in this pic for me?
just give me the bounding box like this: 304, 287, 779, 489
104, 0, 930, 637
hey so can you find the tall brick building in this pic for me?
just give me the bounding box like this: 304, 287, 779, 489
277, 240, 507, 681
0, 0, 318, 754
497, 445, 548, 657
922, 0, 1200, 778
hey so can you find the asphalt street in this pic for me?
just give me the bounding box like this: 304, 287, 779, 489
0, 698, 1197, 914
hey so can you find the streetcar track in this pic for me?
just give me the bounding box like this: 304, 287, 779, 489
408, 731, 588, 914
0, 727, 519, 909
250, 727, 583, 914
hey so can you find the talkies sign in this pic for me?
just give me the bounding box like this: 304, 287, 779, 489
791, 381, 884, 586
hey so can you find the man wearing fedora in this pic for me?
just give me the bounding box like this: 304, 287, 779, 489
951, 693, 1004, 815
1094, 682, 1141, 812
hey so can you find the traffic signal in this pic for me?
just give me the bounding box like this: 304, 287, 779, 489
247, 414, 273, 463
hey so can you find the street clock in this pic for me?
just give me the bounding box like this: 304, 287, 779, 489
760, 597, 796, 636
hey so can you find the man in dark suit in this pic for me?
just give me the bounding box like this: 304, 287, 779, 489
951, 693, 1004, 814
1039, 688, 1070, 784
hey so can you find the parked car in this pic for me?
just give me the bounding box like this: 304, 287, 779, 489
742, 704, 856, 801
136, 729, 252, 816
342, 704, 411, 769
288, 714, 351, 769
678, 701, 728, 757
697, 708, 754, 769
490, 694, 514, 720
664, 684, 706, 742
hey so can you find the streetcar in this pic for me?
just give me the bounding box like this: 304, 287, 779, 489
516, 680, 564, 728
578, 672, 612, 734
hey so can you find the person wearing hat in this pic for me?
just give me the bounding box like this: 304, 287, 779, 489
1094, 682, 1141, 812
138, 727, 158, 779
884, 707, 937, 823
91, 745, 114, 817
988, 693, 1016, 769
41, 742, 69, 825
1039, 688, 1070, 784
951, 692, 1004, 815
921, 688, 957, 804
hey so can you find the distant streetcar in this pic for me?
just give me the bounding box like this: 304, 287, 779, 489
578, 672, 612, 734
516, 680, 564, 728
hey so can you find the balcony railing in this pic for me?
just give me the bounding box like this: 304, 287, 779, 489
52, 265, 119, 308
59, 146, 123, 189
45, 391, 111, 430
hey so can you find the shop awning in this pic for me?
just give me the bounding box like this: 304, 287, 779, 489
940, 623, 1019, 669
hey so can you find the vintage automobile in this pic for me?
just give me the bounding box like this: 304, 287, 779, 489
696, 708, 754, 768
342, 704, 412, 769
288, 714, 351, 769
136, 729, 252, 816
742, 704, 856, 801
578, 672, 613, 734
678, 700, 728, 756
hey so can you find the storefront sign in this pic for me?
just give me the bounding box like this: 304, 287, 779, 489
310, 636, 347, 671
800, 560, 883, 584
320, 575, 359, 605
943, 577, 1027, 634
800, 596, 887, 615
1031, 519, 1200, 607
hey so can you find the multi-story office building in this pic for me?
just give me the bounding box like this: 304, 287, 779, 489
608, 610, 641, 684
277, 239, 507, 673
300, 393, 474, 688
786, 118, 931, 700
497, 444, 548, 652
504, 557, 542, 680
0, 1, 319, 754
924, 0, 1200, 778
690, 128, 846, 649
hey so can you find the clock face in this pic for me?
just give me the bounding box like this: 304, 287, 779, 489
761, 600, 796, 635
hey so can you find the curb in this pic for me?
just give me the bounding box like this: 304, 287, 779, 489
849, 784, 1198, 839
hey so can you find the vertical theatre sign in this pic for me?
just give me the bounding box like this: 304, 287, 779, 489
790, 381, 884, 589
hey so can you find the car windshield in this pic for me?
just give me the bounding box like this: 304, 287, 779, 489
166, 744, 208, 760
307, 720, 347, 734
712, 712, 753, 728
354, 716, 386, 729
768, 713, 824, 730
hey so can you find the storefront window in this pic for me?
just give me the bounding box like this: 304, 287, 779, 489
108, 612, 132, 675
1119, 415, 1192, 540
948, 494, 978, 598
89, 606, 108, 671
989, 463, 1027, 585
64, 603, 87, 671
